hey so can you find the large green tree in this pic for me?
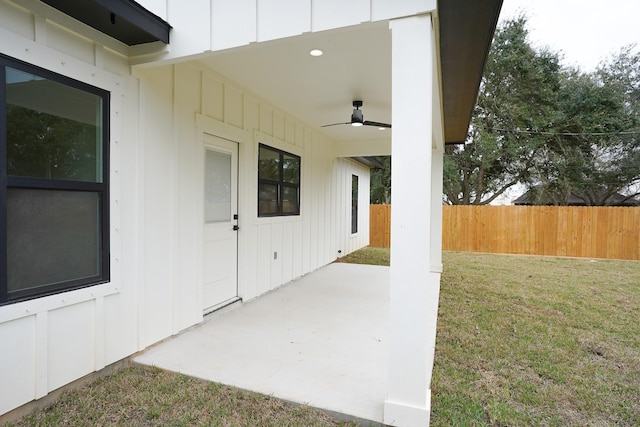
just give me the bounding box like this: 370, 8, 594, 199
443, 16, 562, 205
444, 16, 640, 206
528, 59, 640, 205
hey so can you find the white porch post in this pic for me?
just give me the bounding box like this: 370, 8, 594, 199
385, 13, 442, 427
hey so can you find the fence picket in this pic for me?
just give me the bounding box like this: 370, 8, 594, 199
369, 204, 640, 261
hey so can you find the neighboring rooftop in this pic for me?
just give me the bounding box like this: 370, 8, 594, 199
514, 188, 640, 206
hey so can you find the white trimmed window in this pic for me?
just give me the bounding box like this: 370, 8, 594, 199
0, 54, 110, 304
258, 144, 300, 217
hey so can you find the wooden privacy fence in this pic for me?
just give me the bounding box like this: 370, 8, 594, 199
370, 204, 392, 248
370, 204, 640, 261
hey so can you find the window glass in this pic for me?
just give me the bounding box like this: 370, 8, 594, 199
5, 67, 103, 182
282, 154, 300, 184
258, 146, 280, 181
7, 189, 101, 298
204, 149, 232, 223
258, 183, 278, 216
282, 186, 299, 214
257, 144, 301, 217
351, 175, 359, 234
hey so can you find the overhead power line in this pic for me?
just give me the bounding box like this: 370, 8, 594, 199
481, 127, 640, 136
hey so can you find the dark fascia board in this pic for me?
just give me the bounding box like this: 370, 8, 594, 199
438, 0, 503, 145
352, 156, 385, 169
41, 0, 171, 46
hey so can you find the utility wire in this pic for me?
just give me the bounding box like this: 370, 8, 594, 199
481, 127, 640, 136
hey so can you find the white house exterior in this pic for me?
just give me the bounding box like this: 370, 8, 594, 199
0, 1, 501, 425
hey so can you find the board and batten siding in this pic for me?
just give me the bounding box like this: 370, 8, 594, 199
134, 0, 435, 60
0, 0, 137, 415
136, 62, 372, 351
0, 0, 372, 418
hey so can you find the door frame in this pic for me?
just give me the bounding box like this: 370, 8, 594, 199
202, 135, 239, 313
196, 115, 247, 316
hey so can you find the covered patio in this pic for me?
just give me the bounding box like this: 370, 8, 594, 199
134, 262, 390, 424
0, 1, 504, 424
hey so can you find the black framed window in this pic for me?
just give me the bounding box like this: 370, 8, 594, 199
258, 144, 300, 217
351, 174, 358, 234
0, 54, 110, 305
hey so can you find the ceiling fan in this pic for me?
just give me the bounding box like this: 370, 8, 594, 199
321, 100, 391, 129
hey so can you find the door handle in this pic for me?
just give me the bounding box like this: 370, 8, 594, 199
233, 225, 239, 231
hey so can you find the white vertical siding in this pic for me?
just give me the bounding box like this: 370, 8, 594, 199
334, 158, 371, 256
257, 0, 311, 42
47, 302, 95, 391
0, 0, 137, 415
0, 2, 373, 417
312, 0, 371, 32
0, 316, 36, 414
172, 63, 203, 333
135, 0, 435, 60
140, 66, 175, 347
167, 0, 210, 56
211, 0, 257, 51
134, 61, 371, 307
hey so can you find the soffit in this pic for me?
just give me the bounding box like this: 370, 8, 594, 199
198, 1, 501, 146
438, 0, 503, 144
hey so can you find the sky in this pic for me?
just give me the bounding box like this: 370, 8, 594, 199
498, 0, 640, 71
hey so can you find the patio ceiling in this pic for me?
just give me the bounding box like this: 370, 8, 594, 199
200, 0, 502, 146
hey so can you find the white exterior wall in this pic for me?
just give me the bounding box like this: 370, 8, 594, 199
134, 0, 436, 60
0, 1, 372, 416
135, 63, 371, 349
0, 0, 137, 414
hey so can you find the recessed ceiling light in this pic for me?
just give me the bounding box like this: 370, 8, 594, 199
309, 49, 323, 57
378, 127, 387, 131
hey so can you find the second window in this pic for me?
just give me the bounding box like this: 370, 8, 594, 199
258, 144, 300, 217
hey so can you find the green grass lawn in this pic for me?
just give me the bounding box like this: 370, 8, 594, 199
335, 246, 390, 266
5, 366, 357, 427
433, 251, 640, 426
5, 248, 639, 426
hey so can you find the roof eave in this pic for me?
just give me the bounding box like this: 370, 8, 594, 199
41, 0, 171, 46
438, 0, 503, 145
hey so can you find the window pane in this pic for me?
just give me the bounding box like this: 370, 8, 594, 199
351, 175, 359, 233
5, 67, 103, 182
282, 154, 300, 184
258, 146, 279, 181
204, 149, 232, 223
282, 186, 299, 214
258, 183, 278, 216
7, 189, 101, 296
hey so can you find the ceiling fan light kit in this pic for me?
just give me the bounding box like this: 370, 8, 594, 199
322, 100, 391, 129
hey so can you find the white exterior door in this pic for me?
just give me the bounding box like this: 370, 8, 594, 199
203, 134, 239, 312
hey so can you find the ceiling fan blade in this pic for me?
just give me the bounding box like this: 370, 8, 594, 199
363, 121, 391, 128
321, 122, 351, 127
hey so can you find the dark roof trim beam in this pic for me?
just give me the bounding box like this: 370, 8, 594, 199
438, 0, 503, 144
352, 156, 385, 169
41, 0, 171, 46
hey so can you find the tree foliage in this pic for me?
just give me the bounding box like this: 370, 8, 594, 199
443, 16, 640, 206
530, 63, 640, 205
444, 16, 561, 204
370, 156, 391, 204
7, 105, 99, 181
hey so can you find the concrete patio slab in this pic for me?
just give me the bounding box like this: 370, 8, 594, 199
134, 262, 390, 424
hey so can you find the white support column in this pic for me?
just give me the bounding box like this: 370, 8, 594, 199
385, 14, 441, 427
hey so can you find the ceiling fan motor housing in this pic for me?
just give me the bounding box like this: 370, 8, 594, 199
320, 100, 390, 128
351, 108, 364, 124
